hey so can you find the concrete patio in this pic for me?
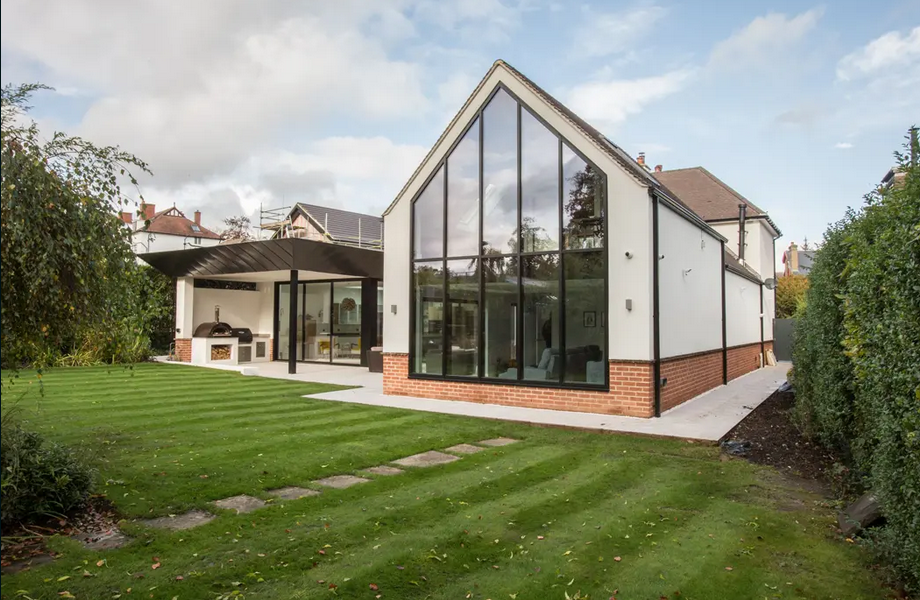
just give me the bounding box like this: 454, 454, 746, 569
157, 357, 789, 442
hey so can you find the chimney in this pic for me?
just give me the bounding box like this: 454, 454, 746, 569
119, 211, 133, 224
142, 203, 156, 220
790, 242, 800, 274
636, 152, 646, 166
194, 210, 201, 225
654, 164, 663, 173
737, 203, 747, 262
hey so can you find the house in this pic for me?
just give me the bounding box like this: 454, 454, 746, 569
142, 59, 780, 419
120, 204, 222, 256
263, 203, 384, 249
781, 242, 816, 277
380, 60, 780, 417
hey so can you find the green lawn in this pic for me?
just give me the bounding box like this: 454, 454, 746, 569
1, 364, 883, 600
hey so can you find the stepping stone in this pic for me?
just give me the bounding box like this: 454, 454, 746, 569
363, 465, 404, 476
477, 437, 520, 447
141, 509, 216, 531
393, 450, 460, 468
72, 528, 130, 551
1, 553, 55, 575
445, 443, 485, 454
266, 486, 320, 500
313, 474, 370, 489
211, 494, 266, 514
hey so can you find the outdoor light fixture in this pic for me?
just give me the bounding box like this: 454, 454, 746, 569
391, 304, 397, 315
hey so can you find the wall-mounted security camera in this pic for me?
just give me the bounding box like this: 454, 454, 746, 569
624, 251, 633, 259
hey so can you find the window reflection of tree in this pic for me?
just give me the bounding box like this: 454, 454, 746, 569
564, 165, 605, 249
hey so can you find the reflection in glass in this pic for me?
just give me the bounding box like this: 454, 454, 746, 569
563, 252, 606, 383
483, 256, 517, 378
332, 281, 363, 364
414, 166, 444, 259
303, 282, 331, 362
481, 89, 518, 255
521, 254, 560, 382
563, 145, 605, 249
447, 119, 480, 257
521, 110, 559, 252
446, 259, 479, 376
413, 261, 444, 375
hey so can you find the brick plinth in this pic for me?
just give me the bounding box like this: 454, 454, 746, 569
659, 349, 724, 412
382, 353, 654, 417
727, 342, 763, 381
175, 338, 191, 362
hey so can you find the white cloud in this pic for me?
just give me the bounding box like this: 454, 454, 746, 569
834, 142, 853, 149
572, 4, 668, 58
564, 69, 694, 129
708, 8, 824, 70
836, 26, 920, 81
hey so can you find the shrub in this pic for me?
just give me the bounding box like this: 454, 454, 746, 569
1, 411, 96, 528
775, 274, 808, 319
792, 141, 920, 590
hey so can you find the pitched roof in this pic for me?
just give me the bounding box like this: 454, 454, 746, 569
382, 60, 724, 240
143, 207, 221, 240
293, 203, 384, 248
654, 167, 765, 220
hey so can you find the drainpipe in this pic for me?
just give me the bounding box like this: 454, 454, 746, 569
760, 282, 765, 367
721, 240, 727, 384
651, 192, 662, 417
738, 203, 747, 262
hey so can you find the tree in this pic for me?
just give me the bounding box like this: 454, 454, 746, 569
1, 83, 152, 368
775, 274, 809, 318
221, 215, 253, 241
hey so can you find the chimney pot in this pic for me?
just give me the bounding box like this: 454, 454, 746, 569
654, 164, 663, 173
637, 152, 645, 166
194, 210, 201, 225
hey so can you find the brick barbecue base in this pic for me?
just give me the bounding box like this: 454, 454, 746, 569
383, 342, 772, 418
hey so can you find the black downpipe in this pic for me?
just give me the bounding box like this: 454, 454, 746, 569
288, 269, 298, 374
651, 193, 661, 417
760, 281, 765, 367
720, 240, 728, 385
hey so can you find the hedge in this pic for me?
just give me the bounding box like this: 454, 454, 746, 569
792, 147, 919, 590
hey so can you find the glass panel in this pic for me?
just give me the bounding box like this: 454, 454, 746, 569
483, 256, 517, 378
376, 282, 384, 348
303, 283, 331, 362
276, 283, 290, 360
481, 89, 519, 255
414, 166, 444, 259
521, 254, 560, 382
333, 281, 363, 364
521, 110, 559, 252
413, 261, 444, 375
564, 252, 606, 384
447, 118, 480, 257
446, 259, 479, 376
562, 145, 605, 249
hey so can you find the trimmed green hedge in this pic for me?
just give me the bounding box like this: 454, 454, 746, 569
792, 148, 920, 590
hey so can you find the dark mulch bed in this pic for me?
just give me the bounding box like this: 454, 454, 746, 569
721, 388, 840, 485
0, 495, 119, 574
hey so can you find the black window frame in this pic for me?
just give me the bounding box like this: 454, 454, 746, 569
408, 83, 609, 391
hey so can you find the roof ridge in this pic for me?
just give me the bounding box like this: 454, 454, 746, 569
694, 167, 765, 215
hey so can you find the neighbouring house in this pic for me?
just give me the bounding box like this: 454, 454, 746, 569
380, 60, 780, 417
263, 203, 384, 249
781, 242, 816, 277
142, 59, 780, 419
120, 204, 222, 257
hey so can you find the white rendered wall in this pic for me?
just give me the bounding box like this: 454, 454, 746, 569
175, 277, 194, 338
193, 288, 266, 334
133, 231, 220, 255
725, 270, 762, 347
657, 204, 723, 358
256, 283, 275, 335
711, 222, 738, 257
382, 63, 654, 360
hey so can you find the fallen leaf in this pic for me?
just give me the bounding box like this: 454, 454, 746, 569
369, 583, 379, 591
151, 563, 161, 570
614, 556, 622, 562
57, 576, 70, 582
96, 560, 105, 567
175, 575, 184, 581
724, 566, 733, 571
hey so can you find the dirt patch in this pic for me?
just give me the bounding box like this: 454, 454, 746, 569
722, 389, 838, 486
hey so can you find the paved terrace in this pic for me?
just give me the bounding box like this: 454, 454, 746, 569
156, 358, 790, 442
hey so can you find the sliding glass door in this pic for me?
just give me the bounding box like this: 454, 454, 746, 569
276, 280, 366, 365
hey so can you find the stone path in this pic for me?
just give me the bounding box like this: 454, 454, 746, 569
267, 486, 321, 500
212, 494, 266, 514
393, 450, 461, 468
314, 474, 370, 489
141, 509, 216, 531
445, 443, 485, 454
363, 465, 404, 476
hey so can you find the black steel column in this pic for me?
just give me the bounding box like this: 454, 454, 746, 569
360, 279, 378, 367
288, 269, 298, 374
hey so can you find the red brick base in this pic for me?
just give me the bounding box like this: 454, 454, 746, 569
175, 338, 191, 362
382, 353, 654, 417
727, 342, 763, 381
660, 349, 724, 412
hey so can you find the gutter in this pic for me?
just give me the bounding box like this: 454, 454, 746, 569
651, 192, 662, 418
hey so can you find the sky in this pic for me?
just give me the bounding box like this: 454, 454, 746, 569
2, 0, 918, 271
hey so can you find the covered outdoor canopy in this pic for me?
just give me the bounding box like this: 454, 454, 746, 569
140, 237, 383, 280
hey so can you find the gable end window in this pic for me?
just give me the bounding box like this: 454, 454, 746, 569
410, 86, 608, 389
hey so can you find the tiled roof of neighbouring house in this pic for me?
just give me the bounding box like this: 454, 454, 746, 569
654, 167, 766, 221
295, 203, 384, 248
143, 207, 222, 239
